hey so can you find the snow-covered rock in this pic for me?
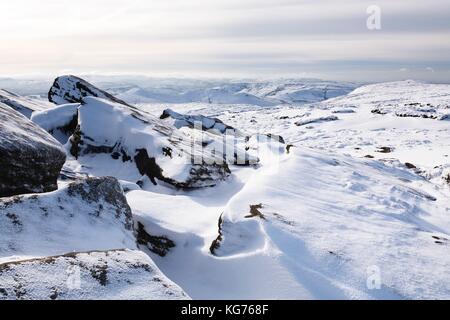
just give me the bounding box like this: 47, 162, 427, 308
31, 103, 79, 144
0, 89, 50, 118
294, 115, 339, 126
48, 75, 131, 106
68, 97, 231, 188
0, 249, 189, 300
0, 176, 135, 261
160, 108, 237, 134
0, 103, 66, 197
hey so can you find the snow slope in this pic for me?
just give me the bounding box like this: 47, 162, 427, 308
115, 78, 357, 106
0, 89, 50, 118
3, 77, 450, 300
214, 148, 450, 299
1, 76, 357, 107
127, 80, 450, 299
127, 146, 450, 299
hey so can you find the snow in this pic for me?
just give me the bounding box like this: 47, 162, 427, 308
122, 79, 450, 299
112, 78, 357, 106
0, 177, 135, 263
66, 96, 231, 188
0, 89, 50, 118
2, 77, 450, 300
160, 108, 238, 134
0, 249, 189, 300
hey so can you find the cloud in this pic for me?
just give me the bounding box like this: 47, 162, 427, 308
0, 0, 449, 81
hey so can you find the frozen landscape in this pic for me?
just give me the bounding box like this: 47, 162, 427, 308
1, 75, 450, 300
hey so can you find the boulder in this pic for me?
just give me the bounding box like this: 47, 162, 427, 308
0, 89, 50, 118
0, 176, 135, 260
0, 103, 66, 197
47, 75, 258, 187
0, 249, 189, 300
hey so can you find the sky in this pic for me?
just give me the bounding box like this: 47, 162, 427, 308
1, 0, 449, 82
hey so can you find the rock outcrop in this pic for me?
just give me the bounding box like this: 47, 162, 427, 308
48, 75, 132, 106
0, 103, 66, 197
0, 176, 135, 260
160, 108, 237, 134
0, 249, 189, 300
68, 97, 231, 188
0, 89, 50, 119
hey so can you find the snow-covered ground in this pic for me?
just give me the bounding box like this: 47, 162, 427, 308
129, 80, 450, 299
1, 77, 450, 300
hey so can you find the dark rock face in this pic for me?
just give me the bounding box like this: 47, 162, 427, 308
134, 149, 165, 185
48, 75, 132, 106
66, 176, 134, 229
0, 103, 66, 197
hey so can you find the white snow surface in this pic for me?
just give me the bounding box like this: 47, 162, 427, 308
108, 78, 358, 106
31, 103, 79, 144
2, 78, 450, 300
0, 249, 189, 300
124, 80, 450, 299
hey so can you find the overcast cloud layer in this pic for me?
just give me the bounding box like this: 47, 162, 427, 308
1, 0, 449, 82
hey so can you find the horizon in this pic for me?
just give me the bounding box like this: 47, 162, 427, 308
1, 0, 449, 82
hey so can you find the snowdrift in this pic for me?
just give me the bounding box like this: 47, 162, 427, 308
212, 148, 450, 299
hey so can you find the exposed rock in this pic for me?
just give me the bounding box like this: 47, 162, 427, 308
0, 103, 66, 197
136, 222, 175, 257
0, 249, 189, 300
405, 162, 417, 169
244, 204, 266, 220
376, 146, 393, 153
0, 89, 50, 118
209, 214, 224, 255
0, 176, 135, 260
48, 75, 132, 106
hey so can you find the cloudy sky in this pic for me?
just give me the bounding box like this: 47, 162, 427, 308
1, 0, 449, 81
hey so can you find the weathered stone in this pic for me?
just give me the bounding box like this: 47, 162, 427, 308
0, 103, 66, 197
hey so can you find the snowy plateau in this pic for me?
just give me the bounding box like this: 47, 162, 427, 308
0, 76, 450, 300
